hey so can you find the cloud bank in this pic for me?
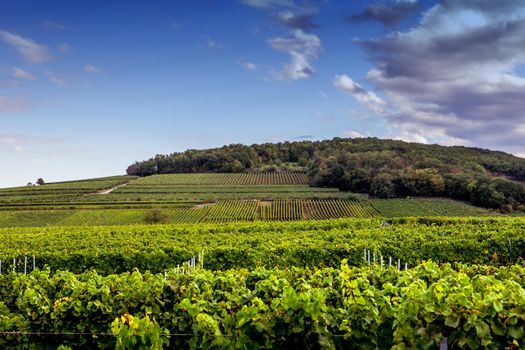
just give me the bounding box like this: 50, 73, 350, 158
350, 0, 419, 27
343, 0, 525, 155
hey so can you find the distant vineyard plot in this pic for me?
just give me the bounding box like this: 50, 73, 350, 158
371, 198, 490, 217
0, 176, 136, 205
131, 172, 310, 185
0, 198, 491, 227
0, 173, 494, 227
0, 173, 349, 208
0, 199, 374, 227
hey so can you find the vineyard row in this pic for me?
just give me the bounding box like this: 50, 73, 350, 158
1, 261, 524, 349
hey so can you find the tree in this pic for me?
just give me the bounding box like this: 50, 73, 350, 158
371, 173, 396, 198
144, 209, 170, 224
36, 178, 45, 185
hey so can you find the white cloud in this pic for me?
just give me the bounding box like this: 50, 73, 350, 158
268, 29, 322, 80
0, 96, 32, 113
0, 30, 52, 63
343, 130, 365, 138
273, 7, 318, 30
240, 0, 322, 81
237, 59, 257, 71
83, 64, 103, 73
334, 74, 386, 113
392, 132, 428, 144
12, 67, 36, 80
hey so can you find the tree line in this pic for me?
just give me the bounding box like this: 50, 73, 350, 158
126, 137, 525, 212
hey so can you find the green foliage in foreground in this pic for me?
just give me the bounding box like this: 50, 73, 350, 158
1, 261, 525, 349
1, 217, 524, 274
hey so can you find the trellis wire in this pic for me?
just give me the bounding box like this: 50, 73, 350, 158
0, 330, 352, 339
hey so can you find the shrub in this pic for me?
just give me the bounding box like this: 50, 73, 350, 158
144, 209, 170, 224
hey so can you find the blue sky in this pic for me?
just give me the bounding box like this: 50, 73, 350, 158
1, 0, 524, 187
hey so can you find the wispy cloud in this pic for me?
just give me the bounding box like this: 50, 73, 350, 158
12, 67, 36, 80
0, 134, 25, 152
240, 0, 293, 9
317, 111, 334, 123
268, 29, 322, 80
41, 19, 69, 30
58, 43, 70, 53
273, 7, 319, 30
202, 35, 225, 49
237, 58, 257, 72
1, 67, 37, 86
169, 17, 183, 30
295, 134, 314, 139
350, 0, 419, 27
334, 74, 386, 113
83, 64, 103, 73
0, 30, 52, 63
0, 133, 63, 154
0, 95, 33, 113
240, 0, 323, 81
44, 70, 66, 86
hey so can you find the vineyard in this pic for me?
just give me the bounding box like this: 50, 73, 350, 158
0, 176, 137, 205
0, 212, 523, 349
1, 217, 524, 273
0, 173, 522, 349
0, 174, 347, 209
2, 259, 525, 348
0, 198, 491, 227
129, 172, 310, 185
0, 174, 494, 226
371, 198, 490, 217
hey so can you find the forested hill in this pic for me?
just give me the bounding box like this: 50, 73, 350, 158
127, 138, 525, 212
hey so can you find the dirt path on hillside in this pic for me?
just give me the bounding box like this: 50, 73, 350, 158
96, 183, 128, 195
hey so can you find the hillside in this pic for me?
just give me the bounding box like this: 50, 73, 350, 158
0, 173, 491, 228
127, 137, 525, 212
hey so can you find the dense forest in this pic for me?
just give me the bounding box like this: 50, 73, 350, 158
127, 138, 525, 212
